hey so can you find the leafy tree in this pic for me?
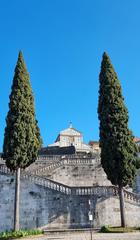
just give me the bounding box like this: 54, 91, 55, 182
3, 51, 42, 230
98, 52, 138, 227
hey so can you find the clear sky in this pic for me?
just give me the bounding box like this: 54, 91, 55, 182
0, 0, 140, 151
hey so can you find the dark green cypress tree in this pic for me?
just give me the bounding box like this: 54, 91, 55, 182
98, 52, 138, 227
3, 50, 42, 230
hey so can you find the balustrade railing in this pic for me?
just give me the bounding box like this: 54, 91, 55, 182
37, 153, 100, 161
30, 156, 100, 176
0, 165, 71, 195
0, 153, 100, 163
30, 160, 64, 175
0, 165, 140, 204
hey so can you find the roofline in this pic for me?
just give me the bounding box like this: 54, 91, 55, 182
54, 127, 83, 142
60, 127, 82, 135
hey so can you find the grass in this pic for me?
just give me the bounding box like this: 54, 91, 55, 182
100, 225, 140, 233
0, 229, 44, 240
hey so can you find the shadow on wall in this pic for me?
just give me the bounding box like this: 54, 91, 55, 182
1, 173, 140, 231
33, 189, 100, 229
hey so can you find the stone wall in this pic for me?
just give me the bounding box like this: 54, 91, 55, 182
0, 173, 140, 232
31, 156, 111, 187
45, 164, 111, 186
95, 197, 140, 227
134, 169, 140, 193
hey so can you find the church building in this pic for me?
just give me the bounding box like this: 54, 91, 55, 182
48, 123, 92, 153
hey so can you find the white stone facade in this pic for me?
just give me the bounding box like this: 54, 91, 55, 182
48, 125, 92, 153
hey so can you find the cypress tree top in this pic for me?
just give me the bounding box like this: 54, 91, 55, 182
98, 52, 138, 187
3, 50, 42, 170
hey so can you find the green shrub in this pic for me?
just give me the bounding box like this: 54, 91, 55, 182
0, 229, 43, 239
136, 226, 140, 230
100, 226, 136, 233
100, 225, 110, 233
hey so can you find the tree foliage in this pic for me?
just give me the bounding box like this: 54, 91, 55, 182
3, 51, 42, 170
98, 52, 138, 187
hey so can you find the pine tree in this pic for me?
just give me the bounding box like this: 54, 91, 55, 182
3, 51, 42, 230
98, 52, 138, 227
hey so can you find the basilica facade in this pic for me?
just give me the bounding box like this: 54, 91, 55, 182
48, 124, 100, 154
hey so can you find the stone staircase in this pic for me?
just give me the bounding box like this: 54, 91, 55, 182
26, 154, 101, 176
25, 155, 62, 172
0, 164, 140, 206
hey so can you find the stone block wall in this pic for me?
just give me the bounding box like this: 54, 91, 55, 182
0, 173, 140, 232
46, 164, 111, 186
134, 169, 140, 193
34, 156, 111, 187
95, 197, 140, 227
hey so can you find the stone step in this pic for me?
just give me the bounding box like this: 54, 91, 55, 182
44, 228, 99, 234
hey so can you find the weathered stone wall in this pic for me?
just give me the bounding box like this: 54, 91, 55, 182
134, 169, 140, 193
32, 156, 111, 187
45, 164, 111, 186
0, 173, 140, 232
95, 197, 140, 227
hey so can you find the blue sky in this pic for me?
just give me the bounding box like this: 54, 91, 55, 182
0, 0, 140, 150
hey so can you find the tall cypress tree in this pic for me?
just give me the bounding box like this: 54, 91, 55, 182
3, 51, 42, 230
98, 52, 138, 227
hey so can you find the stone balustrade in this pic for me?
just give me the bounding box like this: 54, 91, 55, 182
28, 160, 64, 175
1, 154, 100, 176
30, 156, 100, 176
0, 164, 140, 205
0, 153, 100, 162
0, 165, 71, 195
123, 189, 140, 204
36, 153, 100, 161
63, 157, 99, 165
